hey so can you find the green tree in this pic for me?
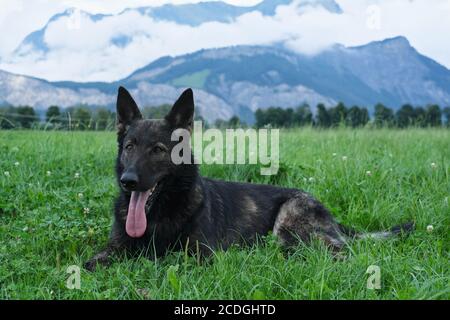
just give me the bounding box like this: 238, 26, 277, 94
294, 103, 313, 126
424, 104, 442, 127
329, 102, 347, 127
215, 115, 244, 128
264, 108, 282, 127
67, 106, 92, 130
16, 106, 37, 128
396, 104, 415, 128
443, 107, 450, 127
413, 107, 426, 127
255, 107, 292, 128
94, 108, 114, 130
316, 103, 331, 127
374, 103, 394, 127
283, 108, 294, 127
214, 119, 227, 128
360, 107, 369, 127
46, 105, 61, 126
227, 115, 242, 128
255, 109, 267, 128
346, 106, 369, 128
0, 106, 16, 129
142, 104, 172, 119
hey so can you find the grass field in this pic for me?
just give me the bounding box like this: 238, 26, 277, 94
0, 128, 449, 300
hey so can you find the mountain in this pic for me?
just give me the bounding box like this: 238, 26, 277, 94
0, 69, 112, 107
12, 0, 342, 58
119, 36, 450, 112
0, 69, 235, 122
121, 46, 337, 119
2, 37, 450, 124
314, 36, 450, 107
135, 0, 341, 26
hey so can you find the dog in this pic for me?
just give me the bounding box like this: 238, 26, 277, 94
84, 87, 414, 271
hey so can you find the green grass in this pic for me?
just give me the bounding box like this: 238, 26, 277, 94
0, 128, 449, 300
171, 69, 211, 89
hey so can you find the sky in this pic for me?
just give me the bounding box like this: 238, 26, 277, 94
0, 0, 449, 82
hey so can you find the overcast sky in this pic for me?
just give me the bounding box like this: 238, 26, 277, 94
1, 0, 449, 81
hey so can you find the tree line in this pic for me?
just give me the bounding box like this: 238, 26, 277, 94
1, 102, 449, 130
0, 105, 116, 130
0, 104, 187, 130
254, 103, 450, 128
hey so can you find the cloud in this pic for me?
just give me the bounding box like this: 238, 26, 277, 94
1, 0, 449, 82
1, 1, 307, 81
334, 0, 450, 73
60, 0, 261, 14
0, 0, 65, 57
0, 0, 261, 56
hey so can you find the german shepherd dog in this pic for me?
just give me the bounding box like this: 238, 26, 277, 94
84, 87, 414, 271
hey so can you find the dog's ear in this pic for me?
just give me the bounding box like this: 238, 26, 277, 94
116, 86, 142, 133
165, 88, 194, 130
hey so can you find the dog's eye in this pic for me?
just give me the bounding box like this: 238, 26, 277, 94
125, 143, 134, 151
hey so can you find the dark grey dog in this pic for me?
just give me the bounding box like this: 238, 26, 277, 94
85, 87, 413, 270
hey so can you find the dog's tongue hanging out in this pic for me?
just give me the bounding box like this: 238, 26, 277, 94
126, 190, 151, 238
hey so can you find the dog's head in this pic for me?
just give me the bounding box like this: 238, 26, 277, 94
115, 86, 194, 238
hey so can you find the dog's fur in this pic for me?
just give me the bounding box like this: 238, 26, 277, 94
84, 87, 414, 271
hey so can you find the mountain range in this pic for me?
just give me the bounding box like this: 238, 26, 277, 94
2, 36, 450, 123
1, 0, 450, 124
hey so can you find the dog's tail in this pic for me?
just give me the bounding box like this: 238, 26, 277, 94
338, 221, 415, 240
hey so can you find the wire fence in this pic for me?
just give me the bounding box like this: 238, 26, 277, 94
1, 104, 449, 131
0, 111, 117, 131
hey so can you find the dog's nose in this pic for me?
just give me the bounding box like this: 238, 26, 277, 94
120, 171, 139, 191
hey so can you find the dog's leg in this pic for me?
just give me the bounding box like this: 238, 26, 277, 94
273, 193, 346, 253
84, 245, 117, 271
84, 224, 125, 271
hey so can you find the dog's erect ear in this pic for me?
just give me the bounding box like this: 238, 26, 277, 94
165, 88, 194, 130
116, 86, 142, 132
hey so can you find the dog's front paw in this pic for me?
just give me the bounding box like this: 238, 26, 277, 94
83, 259, 99, 272
84, 250, 112, 272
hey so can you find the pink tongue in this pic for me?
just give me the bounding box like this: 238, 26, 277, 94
126, 190, 152, 238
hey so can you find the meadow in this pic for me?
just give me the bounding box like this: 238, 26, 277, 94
0, 128, 448, 299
